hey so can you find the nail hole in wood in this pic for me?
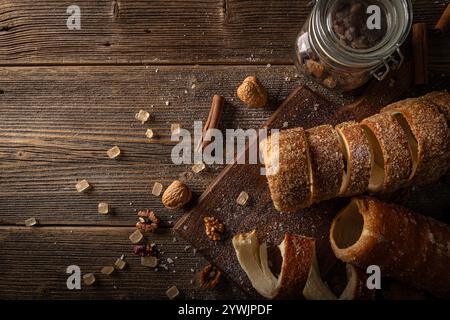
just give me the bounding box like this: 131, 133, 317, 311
0, 90, 4, 94
104, 42, 111, 47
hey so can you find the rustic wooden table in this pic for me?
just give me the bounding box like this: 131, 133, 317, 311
0, 0, 449, 300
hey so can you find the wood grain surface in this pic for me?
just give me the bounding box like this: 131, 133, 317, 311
0, 0, 449, 299
0, 0, 448, 65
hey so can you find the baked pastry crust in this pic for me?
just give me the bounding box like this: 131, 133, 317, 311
382, 98, 450, 184
420, 91, 450, 123
262, 128, 312, 212
335, 121, 372, 197
306, 125, 345, 203
330, 197, 450, 298
361, 113, 412, 193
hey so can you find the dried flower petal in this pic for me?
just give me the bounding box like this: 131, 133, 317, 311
83, 273, 96, 286
135, 110, 150, 124
107, 146, 121, 159
98, 202, 109, 215
166, 285, 180, 299
141, 256, 158, 268
152, 182, 163, 196
236, 191, 249, 206
100, 266, 115, 275
76, 180, 91, 193
133, 243, 154, 257
129, 230, 144, 244
24, 217, 38, 227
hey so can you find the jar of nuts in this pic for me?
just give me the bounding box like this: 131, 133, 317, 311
294, 0, 412, 91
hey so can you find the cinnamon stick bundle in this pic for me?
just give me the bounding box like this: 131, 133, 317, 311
330, 197, 450, 298
412, 23, 428, 85
434, 3, 450, 35
195, 95, 225, 152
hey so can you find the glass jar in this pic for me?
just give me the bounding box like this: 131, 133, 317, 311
294, 0, 413, 91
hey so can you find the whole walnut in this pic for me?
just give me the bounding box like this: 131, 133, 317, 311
237, 76, 268, 108
162, 180, 192, 209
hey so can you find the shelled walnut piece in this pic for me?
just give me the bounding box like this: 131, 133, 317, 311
162, 180, 192, 209
199, 264, 222, 289
262, 91, 450, 212
135, 210, 159, 233
203, 217, 224, 241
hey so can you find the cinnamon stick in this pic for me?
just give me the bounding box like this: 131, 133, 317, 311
434, 3, 450, 35
412, 23, 428, 85
195, 95, 225, 153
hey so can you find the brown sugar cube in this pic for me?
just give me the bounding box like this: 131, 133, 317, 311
83, 273, 96, 286
114, 258, 127, 270
171, 123, 181, 134
100, 266, 115, 276
98, 202, 109, 215
141, 256, 158, 268
135, 110, 150, 124
76, 180, 91, 193
192, 162, 206, 174
107, 146, 121, 159
166, 285, 180, 300
152, 182, 163, 196
24, 217, 38, 227
129, 230, 144, 244
236, 191, 249, 206
146, 129, 155, 139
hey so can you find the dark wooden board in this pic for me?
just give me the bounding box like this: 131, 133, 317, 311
173, 62, 426, 297
0, 0, 448, 65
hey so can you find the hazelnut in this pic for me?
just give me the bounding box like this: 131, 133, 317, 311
305, 59, 325, 79
237, 76, 268, 108
162, 180, 192, 209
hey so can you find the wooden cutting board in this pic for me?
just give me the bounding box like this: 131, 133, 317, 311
174, 63, 413, 298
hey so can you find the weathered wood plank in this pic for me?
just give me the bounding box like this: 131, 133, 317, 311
1, 66, 449, 226
0, 226, 244, 299
0, 0, 448, 65
0, 65, 309, 225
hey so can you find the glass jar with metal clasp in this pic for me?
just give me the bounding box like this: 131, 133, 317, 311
294, 0, 413, 91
